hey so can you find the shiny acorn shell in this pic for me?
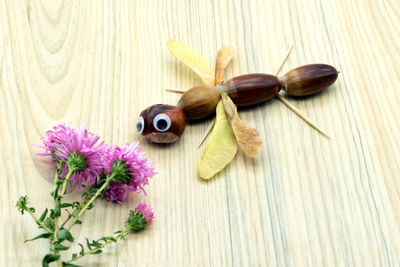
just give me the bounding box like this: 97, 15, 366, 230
221, 74, 281, 107
177, 85, 221, 120
138, 104, 186, 143
280, 64, 338, 96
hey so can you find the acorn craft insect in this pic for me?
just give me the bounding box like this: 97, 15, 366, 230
137, 39, 338, 179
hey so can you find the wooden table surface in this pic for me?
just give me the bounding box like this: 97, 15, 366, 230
1, 0, 400, 266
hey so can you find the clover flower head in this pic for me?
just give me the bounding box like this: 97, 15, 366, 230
127, 202, 154, 231
37, 123, 106, 187
103, 143, 156, 203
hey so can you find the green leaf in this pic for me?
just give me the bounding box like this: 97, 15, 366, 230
62, 263, 82, 267
24, 233, 52, 243
72, 253, 77, 259
54, 200, 61, 217
60, 203, 73, 208
54, 243, 69, 251
78, 243, 85, 256
39, 208, 48, 222
74, 219, 82, 225
90, 250, 102, 255
91, 240, 101, 248
43, 218, 55, 232
73, 210, 79, 218
16, 196, 28, 214
42, 253, 60, 267
58, 228, 74, 242
102, 236, 117, 242
85, 238, 92, 250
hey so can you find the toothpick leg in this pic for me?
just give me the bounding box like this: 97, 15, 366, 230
276, 95, 330, 139
274, 45, 330, 139
165, 88, 186, 93
274, 45, 293, 76
198, 118, 216, 148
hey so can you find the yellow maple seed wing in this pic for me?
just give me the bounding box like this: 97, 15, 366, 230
198, 101, 238, 179
215, 46, 236, 85
167, 39, 215, 86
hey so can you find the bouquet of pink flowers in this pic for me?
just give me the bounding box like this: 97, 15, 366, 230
16, 124, 156, 266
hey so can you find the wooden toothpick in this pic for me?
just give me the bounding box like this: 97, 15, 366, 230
198, 118, 216, 148
165, 88, 186, 93
276, 95, 330, 139
274, 45, 293, 76
273, 45, 330, 139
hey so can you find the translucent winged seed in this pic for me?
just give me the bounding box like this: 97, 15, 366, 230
167, 39, 215, 86
215, 46, 236, 85
198, 101, 238, 179
221, 94, 262, 159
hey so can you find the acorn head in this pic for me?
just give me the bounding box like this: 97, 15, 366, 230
137, 104, 186, 143
177, 85, 221, 120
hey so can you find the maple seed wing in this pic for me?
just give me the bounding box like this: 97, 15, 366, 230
167, 39, 215, 86
215, 46, 236, 85
198, 101, 238, 179
221, 93, 262, 159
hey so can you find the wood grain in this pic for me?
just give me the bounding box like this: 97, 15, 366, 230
1, 0, 400, 266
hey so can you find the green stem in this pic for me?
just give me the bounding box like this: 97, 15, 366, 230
67, 240, 113, 263
52, 163, 63, 237
66, 229, 129, 264
26, 209, 52, 233
59, 169, 75, 201
54, 169, 74, 238
60, 194, 89, 228
52, 162, 63, 266
68, 175, 114, 231
54, 168, 74, 267
53, 162, 64, 200
53, 166, 61, 266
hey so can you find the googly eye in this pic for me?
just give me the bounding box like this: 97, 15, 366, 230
136, 116, 145, 134
153, 114, 171, 132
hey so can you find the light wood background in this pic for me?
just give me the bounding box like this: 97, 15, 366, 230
1, 0, 400, 266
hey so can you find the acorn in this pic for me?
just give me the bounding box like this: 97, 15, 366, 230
221, 74, 281, 107
280, 64, 338, 96
137, 104, 186, 143
177, 85, 221, 120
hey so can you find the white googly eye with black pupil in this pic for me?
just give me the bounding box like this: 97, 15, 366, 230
153, 114, 171, 132
136, 117, 145, 134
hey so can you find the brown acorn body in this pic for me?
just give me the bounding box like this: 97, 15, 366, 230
221, 74, 281, 107
177, 85, 221, 120
281, 64, 338, 96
